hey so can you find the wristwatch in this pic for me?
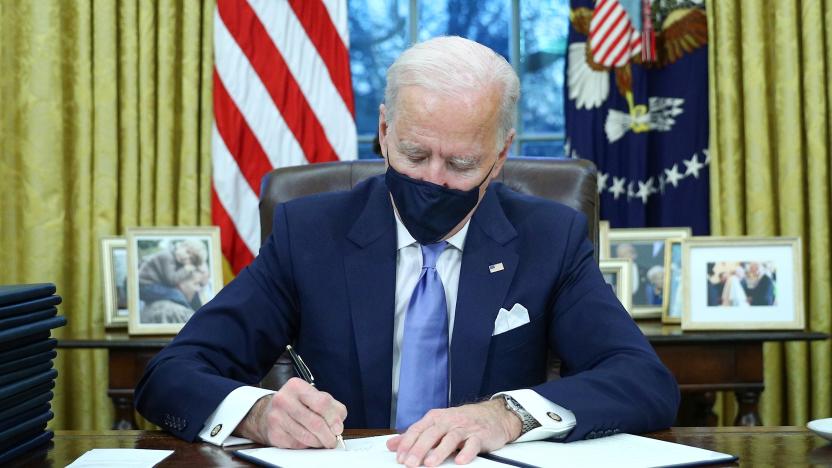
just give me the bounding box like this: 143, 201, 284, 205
501, 395, 541, 436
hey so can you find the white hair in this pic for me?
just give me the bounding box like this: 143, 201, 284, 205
384, 36, 520, 147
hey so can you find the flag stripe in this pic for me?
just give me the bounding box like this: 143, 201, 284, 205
213, 11, 308, 168
211, 187, 255, 273
288, 0, 355, 117
212, 123, 262, 255
322, 0, 350, 47
217, 0, 341, 164
248, 0, 357, 161
213, 70, 274, 196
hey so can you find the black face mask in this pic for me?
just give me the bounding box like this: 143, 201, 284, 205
384, 157, 495, 244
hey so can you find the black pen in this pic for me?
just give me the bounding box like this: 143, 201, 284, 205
285, 345, 346, 450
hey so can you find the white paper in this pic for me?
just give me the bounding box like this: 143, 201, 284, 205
66, 449, 174, 468
236, 435, 506, 468
489, 434, 735, 468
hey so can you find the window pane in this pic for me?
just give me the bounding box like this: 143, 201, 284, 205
418, 0, 511, 61
519, 0, 569, 134
358, 140, 384, 160
520, 140, 565, 158
349, 1, 410, 136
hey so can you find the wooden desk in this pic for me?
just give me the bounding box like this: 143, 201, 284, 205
7, 428, 832, 467
57, 326, 828, 430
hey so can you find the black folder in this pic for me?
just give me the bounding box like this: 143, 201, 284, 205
0, 361, 53, 387
0, 403, 50, 432
0, 390, 53, 422
0, 369, 57, 401
0, 295, 61, 319
0, 284, 56, 307
0, 381, 55, 412
0, 338, 57, 363
0, 307, 58, 331
0, 316, 66, 344
0, 332, 50, 354
0, 350, 57, 376
0, 429, 53, 464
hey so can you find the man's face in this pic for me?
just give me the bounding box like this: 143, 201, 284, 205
378, 85, 513, 221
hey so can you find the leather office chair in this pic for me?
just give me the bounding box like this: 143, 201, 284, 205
257, 157, 599, 390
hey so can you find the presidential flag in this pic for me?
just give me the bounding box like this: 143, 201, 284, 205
212, 0, 357, 274
565, 0, 710, 235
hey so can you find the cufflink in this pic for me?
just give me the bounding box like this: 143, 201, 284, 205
547, 411, 562, 422
211, 424, 222, 437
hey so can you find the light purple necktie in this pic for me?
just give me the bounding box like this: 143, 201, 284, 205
396, 242, 449, 431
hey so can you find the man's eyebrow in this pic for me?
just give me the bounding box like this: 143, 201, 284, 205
397, 140, 431, 157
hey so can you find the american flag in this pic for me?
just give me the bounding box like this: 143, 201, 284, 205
588, 0, 642, 67
212, 0, 356, 274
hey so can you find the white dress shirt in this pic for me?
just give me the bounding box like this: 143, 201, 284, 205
199, 215, 575, 446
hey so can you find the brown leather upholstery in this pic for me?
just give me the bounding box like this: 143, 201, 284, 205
257, 157, 598, 391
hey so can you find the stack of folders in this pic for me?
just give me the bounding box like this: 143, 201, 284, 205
0, 283, 67, 464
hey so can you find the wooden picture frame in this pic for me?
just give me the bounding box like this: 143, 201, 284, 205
599, 258, 633, 316
608, 227, 692, 319
661, 238, 684, 324
598, 220, 611, 259
681, 237, 804, 331
126, 227, 223, 335
100, 236, 129, 328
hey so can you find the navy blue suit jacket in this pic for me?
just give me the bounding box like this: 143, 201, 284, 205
135, 175, 679, 442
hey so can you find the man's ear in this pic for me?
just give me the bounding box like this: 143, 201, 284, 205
492, 128, 515, 179
378, 104, 389, 159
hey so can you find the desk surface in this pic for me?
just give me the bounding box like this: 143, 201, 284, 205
8, 428, 832, 467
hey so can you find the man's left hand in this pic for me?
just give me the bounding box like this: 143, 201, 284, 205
386, 398, 522, 467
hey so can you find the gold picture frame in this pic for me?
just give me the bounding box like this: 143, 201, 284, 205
661, 238, 685, 324
100, 236, 129, 328
598, 220, 611, 259
599, 258, 633, 315
681, 236, 804, 331
608, 227, 692, 319
126, 227, 223, 335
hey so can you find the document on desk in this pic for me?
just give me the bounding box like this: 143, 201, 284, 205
485, 433, 737, 468
66, 448, 174, 467
234, 434, 507, 467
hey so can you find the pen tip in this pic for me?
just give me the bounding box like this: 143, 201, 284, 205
286, 344, 292, 351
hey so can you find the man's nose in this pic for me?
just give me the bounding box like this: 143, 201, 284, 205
423, 160, 449, 187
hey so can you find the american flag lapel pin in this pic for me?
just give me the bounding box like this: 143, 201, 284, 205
488, 262, 504, 273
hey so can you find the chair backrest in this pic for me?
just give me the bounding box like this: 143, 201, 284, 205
259, 157, 599, 254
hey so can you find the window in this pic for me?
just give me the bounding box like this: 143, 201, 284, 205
348, 0, 570, 159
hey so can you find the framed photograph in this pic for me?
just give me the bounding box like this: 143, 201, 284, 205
608, 227, 692, 319
682, 237, 804, 331
100, 237, 129, 327
598, 220, 611, 259
662, 239, 684, 324
126, 227, 223, 335
600, 259, 633, 315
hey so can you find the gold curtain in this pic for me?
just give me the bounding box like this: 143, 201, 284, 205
0, 0, 215, 430
708, 0, 832, 425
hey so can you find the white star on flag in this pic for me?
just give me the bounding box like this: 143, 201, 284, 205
609, 176, 626, 200
636, 177, 655, 204
684, 154, 705, 178
664, 163, 684, 187
597, 172, 609, 193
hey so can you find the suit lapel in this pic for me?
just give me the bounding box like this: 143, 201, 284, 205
451, 186, 518, 405
343, 181, 397, 428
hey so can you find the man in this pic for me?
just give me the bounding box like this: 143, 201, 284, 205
135, 36, 679, 467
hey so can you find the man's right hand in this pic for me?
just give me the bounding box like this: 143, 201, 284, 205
234, 377, 347, 448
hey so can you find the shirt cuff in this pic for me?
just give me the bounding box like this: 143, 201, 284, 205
198, 386, 275, 446
492, 389, 577, 443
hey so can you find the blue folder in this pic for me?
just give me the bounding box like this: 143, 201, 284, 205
0, 361, 53, 387
0, 391, 53, 422
0, 381, 55, 412
0, 332, 50, 353
0, 430, 53, 464
0, 350, 57, 376
0, 409, 52, 447
0, 284, 56, 307
0, 316, 66, 344
0, 338, 57, 363
0, 295, 61, 319
0, 403, 50, 432
0, 369, 57, 401
0, 307, 57, 331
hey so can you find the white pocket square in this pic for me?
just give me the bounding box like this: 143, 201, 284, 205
492, 303, 530, 336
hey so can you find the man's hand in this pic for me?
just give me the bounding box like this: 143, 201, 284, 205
234, 377, 347, 448
386, 398, 522, 467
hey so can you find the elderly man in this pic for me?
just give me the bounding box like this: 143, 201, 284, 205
135, 36, 679, 467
